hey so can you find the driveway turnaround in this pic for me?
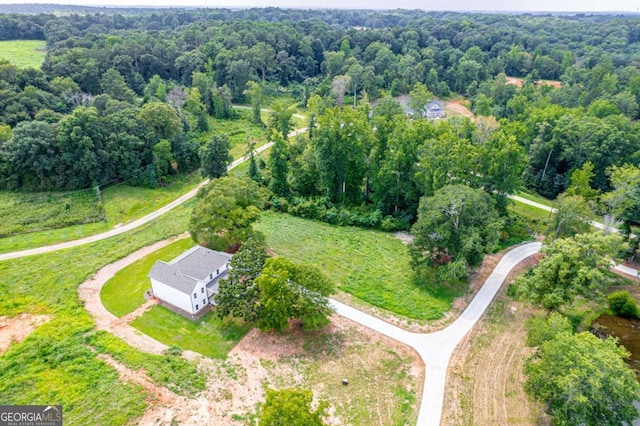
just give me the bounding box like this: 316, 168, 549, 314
331, 241, 542, 426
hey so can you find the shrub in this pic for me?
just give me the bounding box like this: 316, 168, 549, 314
608, 291, 640, 319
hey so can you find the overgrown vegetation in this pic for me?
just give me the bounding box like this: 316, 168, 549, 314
0, 188, 104, 236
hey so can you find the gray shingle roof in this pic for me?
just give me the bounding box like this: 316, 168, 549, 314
148, 246, 232, 294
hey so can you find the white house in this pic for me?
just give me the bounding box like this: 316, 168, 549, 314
425, 101, 446, 119
148, 246, 232, 318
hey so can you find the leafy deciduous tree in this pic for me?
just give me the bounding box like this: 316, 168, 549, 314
200, 133, 232, 180
516, 233, 625, 309
525, 331, 640, 426
189, 176, 270, 251
256, 257, 335, 332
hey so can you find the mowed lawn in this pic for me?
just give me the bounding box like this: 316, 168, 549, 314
0, 40, 46, 68
131, 307, 250, 359
255, 211, 452, 321
101, 237, 194, 317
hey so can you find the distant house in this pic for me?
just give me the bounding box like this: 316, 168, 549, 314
425, 101, 446, 119
148, 246, 232, 319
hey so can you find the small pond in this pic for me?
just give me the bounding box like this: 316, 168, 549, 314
591, 314, 640, 380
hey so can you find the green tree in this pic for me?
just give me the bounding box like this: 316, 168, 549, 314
608, 291, 640, 319
269, 99, 296, 140
305, 94, 325, 139
268, 131, 289, 196
525, 331, 640, 426
602, 164, 640, 237
525, 312, 573, 347
101, 68, 135, 103
256, 258, 335, 332
243, 80, 264, 126
408, 82, 433, 116
185, 87, 208, 132
189, 177, 270, 251
260, 388, 328, 426
550, 193, 592, 239
411, 185, 503, 267
0, 123, 13, 143
566, 161, 599, 201
153, 139, 174, 181
314, 106, 371, 204
200, 133, 232, 180
214, 238, 267, 322
138, 102, 182, 143
516, 233, 625, 309
143, 75, 167, 102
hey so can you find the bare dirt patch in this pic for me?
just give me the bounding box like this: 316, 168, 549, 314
442, 254, 544, 426
0, 313, 50, 354
127, 315, 423, 425
506, 76, 561, 89
444, 99, 474, 118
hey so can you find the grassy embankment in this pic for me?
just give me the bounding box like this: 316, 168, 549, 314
0, 201, 210, 425
0, 40, 46, 68
255, 211, 456, 321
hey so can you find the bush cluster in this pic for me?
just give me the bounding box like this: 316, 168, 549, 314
270, 196, 409, 231
608, 291, 640, 319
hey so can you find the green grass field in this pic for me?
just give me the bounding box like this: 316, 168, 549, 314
101, 237, 194, 317
101, 171, 201, 227
0, 189, 104, 237
255, 211, 454, 321
0, 40, 46, 68
0, 200, 197, 425
131, 307, 250, 359
0, 221, 109, 254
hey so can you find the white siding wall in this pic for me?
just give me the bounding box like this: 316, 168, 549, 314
193, 281, 209, 311
151, 279, 194, 314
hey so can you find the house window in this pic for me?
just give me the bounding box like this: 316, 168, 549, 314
202, 299, 206, 305
216, 269, 219, 275
201, 287, 204, 294
193, 293, 197, 299
195, 304, 199, 311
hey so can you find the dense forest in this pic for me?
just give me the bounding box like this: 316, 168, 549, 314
0, 7, 639, 234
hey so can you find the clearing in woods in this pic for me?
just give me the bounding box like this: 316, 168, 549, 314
0, 40, 47, 68
442, 254, 545, 426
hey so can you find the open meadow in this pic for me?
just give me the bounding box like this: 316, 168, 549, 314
0, 40, 46, 68
255, 211, 456, 321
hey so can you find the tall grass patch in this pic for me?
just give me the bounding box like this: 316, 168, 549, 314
255, 211, 453, 321
0, 40, 46, 68
0, 189, 104, 237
